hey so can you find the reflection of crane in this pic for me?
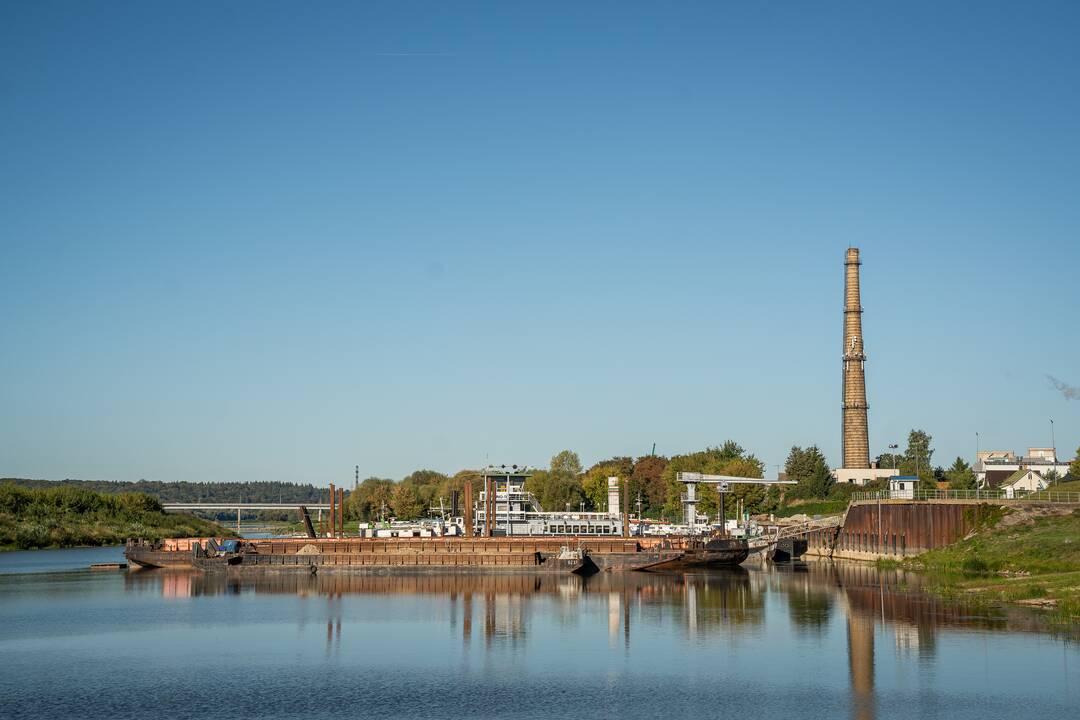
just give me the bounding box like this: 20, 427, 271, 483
676, 472, 796, 533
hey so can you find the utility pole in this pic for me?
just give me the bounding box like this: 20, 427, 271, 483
1050, 419, 1056, 461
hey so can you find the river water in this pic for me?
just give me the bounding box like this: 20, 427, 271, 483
0, 548, 1076, 720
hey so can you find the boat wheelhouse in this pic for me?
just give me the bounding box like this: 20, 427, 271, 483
475, 465, 625, 536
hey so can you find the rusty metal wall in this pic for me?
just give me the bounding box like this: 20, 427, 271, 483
807, 501, 997, 559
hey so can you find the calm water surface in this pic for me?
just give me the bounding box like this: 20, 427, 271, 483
0, 551, 1076, 719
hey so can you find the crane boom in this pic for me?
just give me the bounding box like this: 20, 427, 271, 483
676, 472, 795, 531
677, 472, 796, 485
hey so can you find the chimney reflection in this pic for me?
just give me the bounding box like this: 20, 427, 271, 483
846, 614, 875, 720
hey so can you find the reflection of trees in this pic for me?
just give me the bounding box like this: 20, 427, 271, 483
787, 584, 834, 635
124, 560, 1079, 655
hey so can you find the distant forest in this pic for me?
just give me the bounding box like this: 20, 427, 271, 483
1, 478, 331, 504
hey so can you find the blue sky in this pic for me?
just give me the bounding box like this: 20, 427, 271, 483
2, 1, 1078, 485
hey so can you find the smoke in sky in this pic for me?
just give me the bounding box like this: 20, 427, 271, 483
1047, 375, 1080, 400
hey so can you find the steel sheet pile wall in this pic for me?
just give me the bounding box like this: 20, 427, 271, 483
806, 502, 1001, 560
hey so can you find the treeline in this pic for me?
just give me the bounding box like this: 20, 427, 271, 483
346, 441, 770, 522
2, 478, 327, 504
0, 482, 231, 550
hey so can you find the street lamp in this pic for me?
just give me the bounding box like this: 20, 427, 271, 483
1051, 419, 1056, 461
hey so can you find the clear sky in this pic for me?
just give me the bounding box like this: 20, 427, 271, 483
2, 1, 1078, 485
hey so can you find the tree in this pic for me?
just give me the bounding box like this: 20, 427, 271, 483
401, 469, 449, 514
901, 429, 935, 482
631, 455, 669, 514
1070, 447, 1080, 480
581, 463, 626, 512
550, 450, 583, 479
1043, 469, 1060, 486
391, 483, 423, 520
785, 446, 833, 500
875, 452, 903, 470
438, 470, 483, 509
944, 457, 976, 490
522, 451, 587, 513
582, 456, 634, 512
346, 477, 394, 521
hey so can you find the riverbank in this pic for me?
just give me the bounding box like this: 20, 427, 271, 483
0, 482, 232, 551
898, 505, 1080, 620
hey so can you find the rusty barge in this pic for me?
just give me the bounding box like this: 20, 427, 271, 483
124, 535, 750, 575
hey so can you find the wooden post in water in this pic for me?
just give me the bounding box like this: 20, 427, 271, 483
329, 483, 336, 539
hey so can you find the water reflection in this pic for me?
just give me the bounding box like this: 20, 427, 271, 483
4, 561, 1075, 720
124, 561, 1076, 720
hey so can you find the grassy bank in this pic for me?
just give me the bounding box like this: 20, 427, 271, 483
0, 482, 233, 551
901, 506, 1080, 620
772, 500, 848, 518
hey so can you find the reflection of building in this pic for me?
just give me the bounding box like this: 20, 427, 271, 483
976, 448, 1069, 488
846, 614, 875, 720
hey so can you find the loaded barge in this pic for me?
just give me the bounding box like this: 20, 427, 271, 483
125, 535, 749, 575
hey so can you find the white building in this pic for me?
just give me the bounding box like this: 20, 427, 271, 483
1000, 469, 1049, 499
834, 467, 900, 486
975, 448, 1069, 488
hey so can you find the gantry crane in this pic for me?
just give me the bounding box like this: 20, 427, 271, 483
676, 472, 797, 533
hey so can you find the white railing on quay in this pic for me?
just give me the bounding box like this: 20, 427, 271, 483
850, 489, 1080, 504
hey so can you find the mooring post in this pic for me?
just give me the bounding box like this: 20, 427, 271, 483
464, 482, 474, 537
337, 488, 345, 537
329, 483, 336, 539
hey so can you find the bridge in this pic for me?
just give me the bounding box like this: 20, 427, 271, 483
162, 503, 331, 537
162, 503, 331, 511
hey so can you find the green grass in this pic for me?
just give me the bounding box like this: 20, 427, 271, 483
1027, 479, 1080, 499
772, 500, 848, 518
903, 507, 1080, 621
0, 482, 233, 550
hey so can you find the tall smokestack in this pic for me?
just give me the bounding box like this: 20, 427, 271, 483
842, 247, 870, 469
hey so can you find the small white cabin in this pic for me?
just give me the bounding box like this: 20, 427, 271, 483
889, 476, 919, 500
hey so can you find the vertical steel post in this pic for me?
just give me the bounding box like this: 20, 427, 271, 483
329, 483, 336, 539
719, 492, 726, 537
464, 482, 474, 537
337, 488, 345, 537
